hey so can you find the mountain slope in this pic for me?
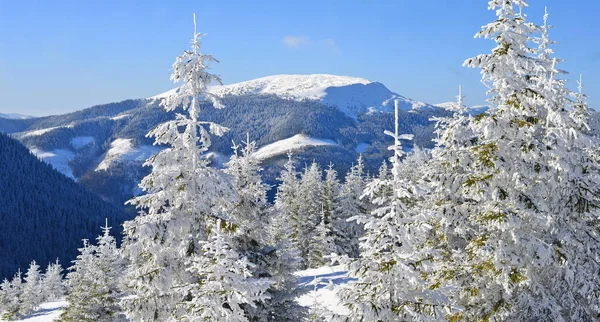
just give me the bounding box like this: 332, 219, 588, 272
0, 132, 130, 280
0, 75, 452, 206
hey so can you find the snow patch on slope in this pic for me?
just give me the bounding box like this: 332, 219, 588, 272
96, 138, 161, 171
20, 125, 73, 138
31, 148, 76, 179
70, 136, 95, 150
252, 134, 336, 161
111, 114, 131, 121
435, 102, 489, 114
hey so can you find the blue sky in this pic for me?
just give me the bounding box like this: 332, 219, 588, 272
0, 0, 598, 116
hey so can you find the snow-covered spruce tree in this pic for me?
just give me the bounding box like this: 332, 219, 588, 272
309, 207, 337, 268
332, 155, 366, 258
20, 260, 43, 315
321, 163, 340, 231
0, 278, 9, 314
271, 154, 301, 246
571, 75, 592, 133
306, 164, 339, 267
41, 259, 65, 302
336, 100, 450, 321
2, 270, 23, 320
224, 136, 304, 321
533, 9, 600, 320
424, 1, 600, 320
299, 162, 325, 268
122, 14, 270, 321
60, 225, 123, 322
182, 219, 271, 321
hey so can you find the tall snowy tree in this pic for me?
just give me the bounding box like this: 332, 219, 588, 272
299, 162, 325, 268
336, 100, 450, 321
20, 260, 43, 315
424, 1, 600, 320
122, 14, 272, 321
224, 135, 304, 321
41, 259, 65, 302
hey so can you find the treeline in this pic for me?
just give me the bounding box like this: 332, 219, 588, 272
0, 132, 131, 280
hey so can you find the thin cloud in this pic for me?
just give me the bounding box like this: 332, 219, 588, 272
322, 38, 340, 53
282, 36, 309, 48
282, 36, 341, 53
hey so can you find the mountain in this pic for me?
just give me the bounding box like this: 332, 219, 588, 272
0, 74, 450, 206
0, 113, 36, 120
153, 74, 435, 119
0, 132, 131, 280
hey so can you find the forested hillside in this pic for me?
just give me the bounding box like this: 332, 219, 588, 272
0, 132, 130, 279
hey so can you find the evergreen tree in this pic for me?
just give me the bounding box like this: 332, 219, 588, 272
336, 100, 450, 321
0, 279, 10, 315
224, 136, 305, 321
20, 260, 43, 315
182, 220, 271, 321
60, 227, 123, 322
121, 14, 273, 321
2, 270, 23, 320
41, 259, 65, 302
332, 155, 366, 258
271, 154, 301, 249
424, 1, 600, 320
299, 162, 324, 268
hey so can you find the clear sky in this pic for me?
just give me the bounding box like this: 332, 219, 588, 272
0, 0, 598, 116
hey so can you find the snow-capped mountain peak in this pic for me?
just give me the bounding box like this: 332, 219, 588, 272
151, 74, 435, 119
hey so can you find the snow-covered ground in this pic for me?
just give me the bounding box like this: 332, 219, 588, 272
8, 266, 351, 322
20, 126, 72, 138
30, 149, 76, 179
8, 300, 66, 322
96, 138, 161, 171
252, 134, 336, 161
295, 265, 352, 316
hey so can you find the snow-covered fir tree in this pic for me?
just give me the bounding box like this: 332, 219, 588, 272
224, 135, 305, 321
332, 155, 366, 258
298, 162, 325, 268
182, 219, 271, 321
20, 260, 43, 315
310, 207, 337, 268
571, 75, 592, 133
272, 155, 301, 251
41, 259, 65, 302
422, 1, 600, 320
122, 14, 274, 321
533, 9, 600, 320
2, 270, 23, 320
60, 224, 123, 322
336, 100, 450, 321
0, 278, 10, 315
